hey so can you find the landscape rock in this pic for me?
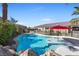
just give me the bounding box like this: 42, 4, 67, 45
19, 48, 38, 56
0, 45, 18, 56
8, 38, 18, 51
28, 48, 38, 56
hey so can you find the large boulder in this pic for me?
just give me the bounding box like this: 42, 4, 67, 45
0, 45, 18, 56
8, 38, 18, 51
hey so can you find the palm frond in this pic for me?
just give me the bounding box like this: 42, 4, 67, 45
72, 7, 79, 15
10, 17, 18, 23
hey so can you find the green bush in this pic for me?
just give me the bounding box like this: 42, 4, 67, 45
0, 20, 16, 45
49, 30, 54, 35
56, 31, 61, 36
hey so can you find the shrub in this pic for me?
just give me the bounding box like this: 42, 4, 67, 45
0, 20, 16, 45
56, 31, 61, 36
49, 30, 54, 35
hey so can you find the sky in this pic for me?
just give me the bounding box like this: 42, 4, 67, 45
0, 3, 79, 27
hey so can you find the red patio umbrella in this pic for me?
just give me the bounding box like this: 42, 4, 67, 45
49, 25, 71, 30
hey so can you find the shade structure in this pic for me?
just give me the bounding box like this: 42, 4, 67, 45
49, 25, 71, 30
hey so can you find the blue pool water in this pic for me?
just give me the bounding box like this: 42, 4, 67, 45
16, 33, 65, 55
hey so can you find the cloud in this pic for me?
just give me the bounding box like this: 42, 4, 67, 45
42, 18, 52, 22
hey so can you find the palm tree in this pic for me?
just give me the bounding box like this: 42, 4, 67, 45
70, 7, 79, 27
2, 3, 8, 22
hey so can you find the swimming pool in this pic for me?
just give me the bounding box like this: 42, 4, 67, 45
16, 33, 66, 55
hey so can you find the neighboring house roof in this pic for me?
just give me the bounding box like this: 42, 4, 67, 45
34, 22, 70, 28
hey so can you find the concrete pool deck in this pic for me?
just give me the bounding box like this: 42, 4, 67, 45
35, 33, 79, 56
55, 46, 79, 56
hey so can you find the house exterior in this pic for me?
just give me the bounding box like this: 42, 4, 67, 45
70, 18, 79, 27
